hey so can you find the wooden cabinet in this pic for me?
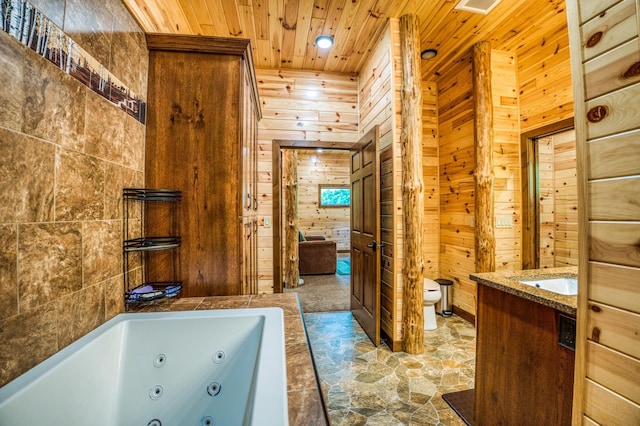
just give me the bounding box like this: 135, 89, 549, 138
145, 34, 261, 297
474, 285, 575, 425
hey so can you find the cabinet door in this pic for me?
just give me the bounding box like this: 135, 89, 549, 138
146, 49, 242, 296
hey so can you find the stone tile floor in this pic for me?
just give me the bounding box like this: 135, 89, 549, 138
304, 312, 476, 425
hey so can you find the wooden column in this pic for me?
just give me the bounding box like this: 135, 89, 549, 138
399, 14, 425, 354
472, 41, 496, 273
283, 149, 299, 289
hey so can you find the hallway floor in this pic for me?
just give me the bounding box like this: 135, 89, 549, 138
304, 312, 476, 425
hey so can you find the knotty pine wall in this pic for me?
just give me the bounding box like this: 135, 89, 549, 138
437, 52, 477, 316
255, 69, 359, 293
438, 49, 521, 318
296, 149, 351, 252
518, 7, 574, 133
492, 51, 522, 272
422, 81, 440, 278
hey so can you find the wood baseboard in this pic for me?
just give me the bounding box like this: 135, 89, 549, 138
389, 339, 403, 352
453, 306, 476, 326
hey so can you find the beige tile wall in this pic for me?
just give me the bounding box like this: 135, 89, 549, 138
0, 0, 148, 386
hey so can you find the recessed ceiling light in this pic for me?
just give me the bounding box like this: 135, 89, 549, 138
315, 35, 333, 49
421, 49, 438, 60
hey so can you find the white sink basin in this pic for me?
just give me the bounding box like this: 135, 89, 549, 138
519, 277, 577, 295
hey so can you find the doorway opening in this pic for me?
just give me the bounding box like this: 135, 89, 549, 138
521, 118, 577, 270
272, 140, 354, 313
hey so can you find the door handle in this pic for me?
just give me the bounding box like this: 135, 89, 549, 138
366, 241, 385, 253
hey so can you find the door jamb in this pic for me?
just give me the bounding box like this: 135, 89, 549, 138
272, 140, 356, 293
520, 118, 575, 270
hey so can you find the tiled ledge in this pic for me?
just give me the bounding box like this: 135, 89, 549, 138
470, 267, 578, 315
130, 293, 328, 425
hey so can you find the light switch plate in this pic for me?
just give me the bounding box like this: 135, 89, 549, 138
264, 216, 272, 228
495, 215, 513, 229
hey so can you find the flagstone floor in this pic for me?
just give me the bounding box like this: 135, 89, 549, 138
304, 312, 476, 425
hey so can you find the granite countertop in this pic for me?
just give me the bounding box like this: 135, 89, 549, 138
469, 267, 578, 315
130, 293, 328, 425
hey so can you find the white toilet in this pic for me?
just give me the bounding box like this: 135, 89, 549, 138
423, 278, 442, 331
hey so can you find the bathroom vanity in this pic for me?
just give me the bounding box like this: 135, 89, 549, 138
470, 268, 577, 425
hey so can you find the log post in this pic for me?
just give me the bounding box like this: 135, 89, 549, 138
400, 14, 425, 355
472, 41, 496, 272
283, 149, 299, 288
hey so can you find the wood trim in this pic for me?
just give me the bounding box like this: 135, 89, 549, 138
146, 33, 251, 54
520, 117, 575, 270
453, 306, 476, 326
272, 140, 356, 293
565, 0, 588, 422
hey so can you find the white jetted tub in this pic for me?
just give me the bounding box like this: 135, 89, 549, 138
0, 308, 288, 426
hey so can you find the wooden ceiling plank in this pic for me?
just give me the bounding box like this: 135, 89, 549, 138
323, 0, 360, 70
279, 0, 300, 67
131, 0, 194, 33
422, 0, 530, 79
255, 39, 273, 67
345, 0, 389, 72
253, 0, 270, 40
293, 0, 314, 59
124, 0, 570, 78
302, 17, 325, 69
177, 0, 204, 34
320, 0, 346, 36
267, 0, 283, 68
496, 1, 567, 52
122, 0, 162, 31
240, 4, 259, 42
311, 0, 330, 20
337, 0, 371, 55
220, 0, 244, 36
202, 0, 234, 37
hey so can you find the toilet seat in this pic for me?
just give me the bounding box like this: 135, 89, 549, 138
424, 278, 440, 291
423, 278, 442, 330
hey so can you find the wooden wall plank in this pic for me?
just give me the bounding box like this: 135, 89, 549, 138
589, 176, 640, 220
584, 379, 640, 424
589, 261, 640, 314
588, 130, 640, 179
585, 81, 640, 140
586, 341, 640, 404
589, 222, 640, 268
584, 39, 640, 100
587, 302, 640, 360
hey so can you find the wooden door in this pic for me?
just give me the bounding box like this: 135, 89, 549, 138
350, 126, 380, 345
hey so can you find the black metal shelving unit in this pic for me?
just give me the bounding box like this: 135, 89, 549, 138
123, 188, 182, 310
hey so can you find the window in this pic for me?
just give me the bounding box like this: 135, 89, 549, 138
318, 184, 350, 207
